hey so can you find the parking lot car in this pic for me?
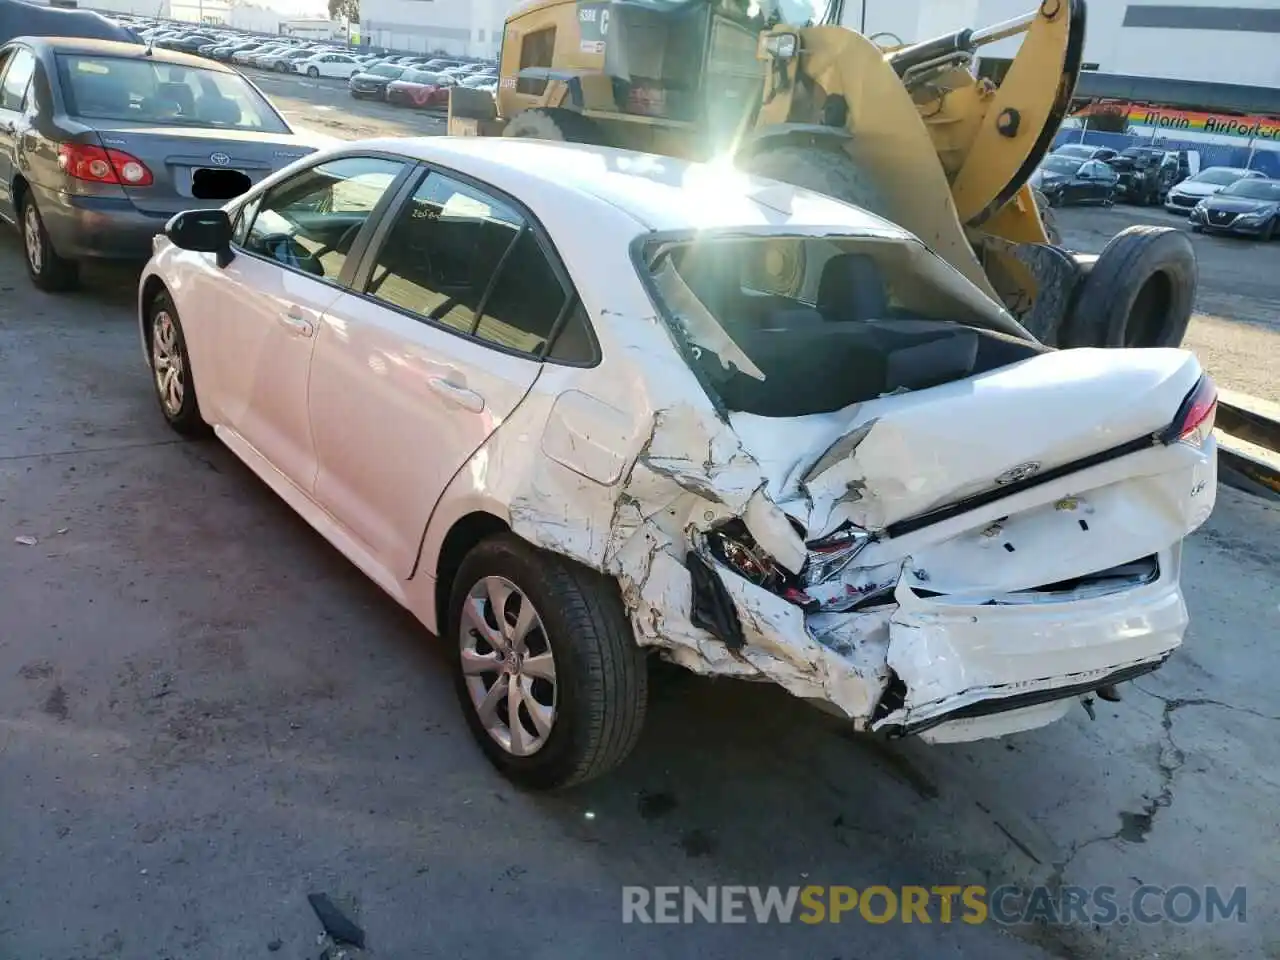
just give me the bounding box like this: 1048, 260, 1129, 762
1052, 143, 1119, 163
348, 62, 407, 100
1030, 155, 1119, 206
1189, 177, 1280, 240
139, 138, 1218, 788
385, 69, 454, 109
1164, 166, 1265, 214
0, 37, 320, 291
1108, 146, 1182, 206
297, 51, 363, 79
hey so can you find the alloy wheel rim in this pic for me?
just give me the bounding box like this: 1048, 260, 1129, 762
151, 311, 185, 416
24, 205, 42, 274
459, 576, 558, 757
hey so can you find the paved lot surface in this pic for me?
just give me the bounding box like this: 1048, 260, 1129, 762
1, 77, 1278, 960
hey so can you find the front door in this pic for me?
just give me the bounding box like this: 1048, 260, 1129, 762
200, 155, 407, 491
308, 167, 580, 577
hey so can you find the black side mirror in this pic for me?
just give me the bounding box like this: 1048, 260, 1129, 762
165, 208, 234, 266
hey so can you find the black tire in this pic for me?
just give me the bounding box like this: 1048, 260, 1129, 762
1262, 218, 1276, 242
1031, 187, 1063, 246
1062, 226, 1196, 349
20, 192, 78, 292
146, 290, 210, 437
740, 143, 888, 218
502, 107, 603, 144
448, 534, 648, 789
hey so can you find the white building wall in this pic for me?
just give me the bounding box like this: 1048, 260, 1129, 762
360, 0, 512, 57
228, 3, 279, 32
905, 0, 1280, 88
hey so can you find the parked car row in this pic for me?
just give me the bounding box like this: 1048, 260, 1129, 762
1036, 143, 1194, 208
348, 58, 497, 107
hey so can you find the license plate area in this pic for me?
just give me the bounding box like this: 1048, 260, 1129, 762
191, 166, 253, 201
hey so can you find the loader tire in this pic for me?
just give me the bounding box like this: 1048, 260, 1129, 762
741, 145, 888, 217
1062, 226, 1196, 349
503, 107, 602, 145
1032, 187, 1063, 246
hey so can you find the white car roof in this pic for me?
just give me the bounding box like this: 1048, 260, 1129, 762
340, 137, 910, 238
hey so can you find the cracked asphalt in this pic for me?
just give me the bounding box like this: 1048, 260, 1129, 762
2, 77, 1279, 960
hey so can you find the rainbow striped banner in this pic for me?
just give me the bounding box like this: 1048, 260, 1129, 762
1073, 104, 1280, 141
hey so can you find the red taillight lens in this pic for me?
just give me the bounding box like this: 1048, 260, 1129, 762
58, 143, 154, 187
1161, 374, 1218, 446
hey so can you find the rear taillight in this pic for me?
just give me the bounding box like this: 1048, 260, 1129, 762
57, 143, 154, 187
1161, 374, 1217, 447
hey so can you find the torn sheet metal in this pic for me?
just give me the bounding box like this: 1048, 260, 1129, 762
503, 307, 1214, 737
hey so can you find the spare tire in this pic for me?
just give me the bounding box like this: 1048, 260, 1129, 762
1061, 226, 1196, 349
503, 107, 602, 144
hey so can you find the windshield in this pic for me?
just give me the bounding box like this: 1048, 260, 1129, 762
1042, 156, 1081, 175
369, 64, 403, 78
1221, 179, 1280, 200
642, 234, 1027, 417
405, 70, 445, 84
57, 55, 291, 133
1193, 168, 1250, 185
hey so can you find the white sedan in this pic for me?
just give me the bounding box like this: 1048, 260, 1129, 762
138, 138, 1218, 788
295, 52, 363, 79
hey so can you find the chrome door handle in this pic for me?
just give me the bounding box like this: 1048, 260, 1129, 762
278, 309, 314, 337
427, 377, 485, 413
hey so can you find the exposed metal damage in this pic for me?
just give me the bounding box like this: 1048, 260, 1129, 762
506, 261, 1217, 743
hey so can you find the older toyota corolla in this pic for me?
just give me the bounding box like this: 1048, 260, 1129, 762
138, 138, 1218, 788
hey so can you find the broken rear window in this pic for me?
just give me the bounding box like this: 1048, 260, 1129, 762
641, 234, 1041, 418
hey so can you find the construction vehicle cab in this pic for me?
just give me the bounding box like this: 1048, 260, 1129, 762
449, 0, 1196, 351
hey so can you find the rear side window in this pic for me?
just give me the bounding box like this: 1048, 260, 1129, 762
0, 48, 35, 112
363, 170, 595, 363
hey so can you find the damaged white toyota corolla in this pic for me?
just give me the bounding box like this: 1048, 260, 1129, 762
140, 137, 1218, 789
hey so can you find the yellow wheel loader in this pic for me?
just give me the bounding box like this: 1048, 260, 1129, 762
448, 0, 1196, 349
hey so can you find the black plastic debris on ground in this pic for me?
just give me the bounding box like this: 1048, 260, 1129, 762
307, 892, 367, 949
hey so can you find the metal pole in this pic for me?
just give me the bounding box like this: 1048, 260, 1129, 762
860, 0, 867, 34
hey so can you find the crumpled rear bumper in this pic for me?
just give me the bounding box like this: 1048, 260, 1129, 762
688, 547, 1187, 743
871, 564, 1187, 740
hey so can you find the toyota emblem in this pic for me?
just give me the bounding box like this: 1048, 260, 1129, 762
209, 152, 231, 166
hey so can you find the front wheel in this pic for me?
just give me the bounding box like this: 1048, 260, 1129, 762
20, 192, 78, 292
448, 534, 648, 789
1261, 218, 1276, 242
147, 290, 210, 437
306, 66, 319, 78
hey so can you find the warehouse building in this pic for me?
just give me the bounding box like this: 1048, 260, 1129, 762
360, 0, 508, 57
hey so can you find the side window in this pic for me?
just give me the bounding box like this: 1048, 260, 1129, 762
475, 229, 575, 355
364, 171, 526, 337
243, 156, 403, 280
231, 193, 262, 246
517, 27, 555, 96
364, 170, 586, 360
1, 48, 35, 112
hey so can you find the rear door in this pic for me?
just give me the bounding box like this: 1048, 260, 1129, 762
0, 45, 35, 218
307, 165, 590, 577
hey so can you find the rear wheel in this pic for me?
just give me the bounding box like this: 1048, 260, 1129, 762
448, 534, 648, 789
502, 107, 603, 144
20, 192, 78, 293
741, 144, 887, 217
1062, 226, 1196, 349
1031, 187, 1063, 246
